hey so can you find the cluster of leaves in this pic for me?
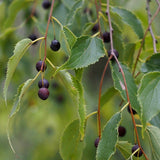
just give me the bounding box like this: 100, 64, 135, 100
1, 0, 160, 159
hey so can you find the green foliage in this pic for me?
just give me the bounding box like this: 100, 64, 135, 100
110, 62, 140, 114
60, 119, 85, 160
3, 38, 32, 104
146, 125, 160, 159
96, 112, 122, 160
141, 53, 160, 73
1, 0, 160, 159
112, 7, 144, 39
138, 72, 160, 129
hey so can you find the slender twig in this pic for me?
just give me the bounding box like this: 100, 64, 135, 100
132, 4, 160, 76
95, 0, 102, 36
97, 55, 113, 139
146, 0, 157, 53
155, 0, 160, 6
106, 0, 149, 159
41, 0, 55, 71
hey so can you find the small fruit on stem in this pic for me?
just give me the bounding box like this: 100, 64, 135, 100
118, 126, 126, 137
102, 32, 110, 43
28, 34, 38, 45
36, 61, 47, 72
50, 40, 61, 51
107, 49, 119, 60
42, 0, 51, 9
38, 88, 49, 100
127, 105, 137, 115
94, 137, 100, 148
132, 144, 143, 157
38, 79, 49, 88
92, 23, 99, 33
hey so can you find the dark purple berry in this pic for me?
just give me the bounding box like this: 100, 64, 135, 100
94, 137, 100, 148
127, 106, 137, 115
38, 88, 49, 100
50, 40, 61, 51
36, 61, 47, 72
132, 144, 143, 157
28, 34, 37, 45
102, 32, 110, 43
118, 126, 126, 137
107, 49, 119, 60
92, 23, 99, 33
42, 0, 51, 9
38, 79, 49, 88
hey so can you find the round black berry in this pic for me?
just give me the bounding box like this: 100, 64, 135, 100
42, 0, 51, 9
28, 34, 37, 45
38, 79, 49, 88
50, 40, 61, 51
38, 88, 49, 100
127, 106, 137, 115
102, 32, 110, 43
118, 126, 126, 137
107, 49, 119, 60
132, 144, 143, 157
92, 23, 99, 33
36, 61, 47, 72
94, 137, 100, 148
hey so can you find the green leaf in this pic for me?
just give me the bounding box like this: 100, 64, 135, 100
10, 72, 40, 117
96, 112, 122, 160
141, 53, 160, 73
3, 38, 32, 104
60, 119, 85, 160
138, 72, 160, 129
101, 87, 118, 107
61, 0, 79, 10
3, 0, 33, 29
57, 36, 105, 71
123, 43, 136, 68
147, 125, 160, 159
63, 26, 77, 49
117, 141, 133, 159
110, 62, 140, 114
66, 0, 84, 25
71, 76, 86, 140
111, 7, 144, 39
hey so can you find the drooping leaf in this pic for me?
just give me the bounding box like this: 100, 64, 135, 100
66, 0, 84, 26
56, 36, 105, 72
123, 43, 136, 68
138, 72, 160, 129
63, 26, 77, 49
71, 76, 86, 140
10, 72, 40, 118
141, 53, 160, 73
101, 87, 118, 107
146, 125, 160, 159
4, 0, 33, 29
110, 62, 140, 114
96, 112, 122, 160
111, 7, 144, 39
3, 38, 32, 104
60, 119, 85, 160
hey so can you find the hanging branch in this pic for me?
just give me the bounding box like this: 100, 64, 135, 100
41, 0, 55, 71
106, 0, 149, 159
146, 0, 157, 53
132, 4, 160, 76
